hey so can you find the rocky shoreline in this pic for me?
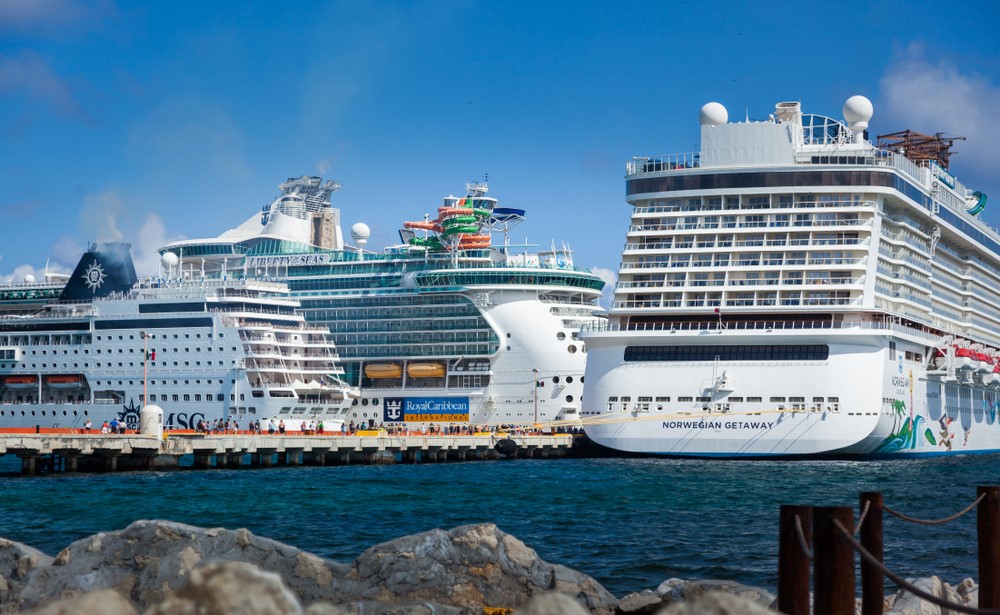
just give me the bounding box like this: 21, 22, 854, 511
0, 520, 981, 614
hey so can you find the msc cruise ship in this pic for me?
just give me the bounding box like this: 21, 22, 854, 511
0, 243, 355, 431
582, 95, 1000, 457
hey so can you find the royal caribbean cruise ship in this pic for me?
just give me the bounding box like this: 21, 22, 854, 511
582, 95, 1000, 457
160, 177, 606, 426
0, 243, 355, 431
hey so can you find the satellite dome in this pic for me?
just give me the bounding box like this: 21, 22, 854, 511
842, 95, 874, 126
161, 252, 179, 269
350, 223, 371, 242
700, 102, 729, 126
23, 274, 35, 283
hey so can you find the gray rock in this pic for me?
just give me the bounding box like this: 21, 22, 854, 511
347, 524, 615, 614
308, 601, 471, 615
655, 591, 779, 614
516, 591, 592, 615
658, 580, 774, 608
886, 576, 976, 615
0, 536, 54, 612
615, 590, 663, 615
145, 561, 303, 615
20, 589, 138, 615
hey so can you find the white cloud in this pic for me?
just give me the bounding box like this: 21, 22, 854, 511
590, 266, 618, 309
132, 213, 179, 277
0, 50, 87, 120
879, 44, 1000, 182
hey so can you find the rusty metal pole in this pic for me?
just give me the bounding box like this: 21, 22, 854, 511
778, 505, 813, 615
814, 506, 855, 615
859, 492, 884, 615
979, 486, 1000, 609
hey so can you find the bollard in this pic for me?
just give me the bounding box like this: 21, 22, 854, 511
979, 485, 1000, 609
778, 505, 812, 615
859, 492, 884, 615
813, 506, 855, 615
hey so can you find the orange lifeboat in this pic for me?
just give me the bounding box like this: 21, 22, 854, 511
3, 375, 38, 389
406, 363, 446, 379
954, 346, 976, 370
45, 375, 83, 389
364, 363, 403, 379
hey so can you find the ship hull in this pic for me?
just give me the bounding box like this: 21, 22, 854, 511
582, 327, 1000, 458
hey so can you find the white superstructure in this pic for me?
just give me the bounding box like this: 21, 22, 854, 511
582, 95, 1000, 457
0, 244, 355, 431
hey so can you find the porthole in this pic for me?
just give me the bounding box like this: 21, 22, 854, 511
506, 346, 511, 351
506, 333, 511, 338
352, 399, 359, 406
362, 398, 369, 406
566, 376, 574, 384
373, 398, 380, 406
552, 376, 560, 384
556, 332, 566, 341
568, 345, 577, 354
566, 395, 574, 403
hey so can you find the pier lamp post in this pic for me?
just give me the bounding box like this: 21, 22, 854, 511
533, 368, 539, 426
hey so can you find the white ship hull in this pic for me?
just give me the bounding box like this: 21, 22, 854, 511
583, 326, 1000, 457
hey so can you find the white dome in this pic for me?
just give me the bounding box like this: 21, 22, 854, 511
23, 274, 35, 283
350, 222, 370, 242
842, 95, 874, 125
700, 102, 729, 126
161, 252, 179, 268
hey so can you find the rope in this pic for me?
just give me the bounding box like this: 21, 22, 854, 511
854, 499, 870, 535
884, 493, 985, 525
833, 519, 1000, 615
794, 514, 812, 560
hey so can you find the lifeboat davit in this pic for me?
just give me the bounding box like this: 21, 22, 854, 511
406, 363, 445, 379
978, 353, 995, 374
3, 375, 38, 389
364, 363, 403, 379
954, 346, 977, 370
45, 375, 83, 389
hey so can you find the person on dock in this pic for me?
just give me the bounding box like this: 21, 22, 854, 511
268, 419, 276, 434
84, 419, 92, 433
100, 421, 110, 434
278, 420, 285, 435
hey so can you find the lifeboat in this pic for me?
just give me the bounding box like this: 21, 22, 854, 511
978, 353, 995, 374
954, 346, 977, 370
364, 363, 403, 379
45, 374, 83, 389
984, 365, 1000, 387
3, 375, 38, 389
406, 362, 445, 379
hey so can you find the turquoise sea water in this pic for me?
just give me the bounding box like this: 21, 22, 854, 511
1, 455, 998, 598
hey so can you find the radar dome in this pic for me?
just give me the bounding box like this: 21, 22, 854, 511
161, 252, 179, 269
23, 274, 35, 283
700, 102, 728, 126
350, 223, 370, 242
842, 95, 874, 126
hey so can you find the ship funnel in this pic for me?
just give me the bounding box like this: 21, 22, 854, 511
774, 102, 801, 126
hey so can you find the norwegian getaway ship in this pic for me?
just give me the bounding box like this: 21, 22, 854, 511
160, 177, 606, 426
0, 243, 354, 431
582, 95, 1000, 457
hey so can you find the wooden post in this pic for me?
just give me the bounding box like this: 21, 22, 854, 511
859, 492, 884, 615
979, 486, 1000, 609
814, 506, 855, 615
778, 505, 812, 615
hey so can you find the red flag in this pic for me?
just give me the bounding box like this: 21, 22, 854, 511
714, 307, 720, 313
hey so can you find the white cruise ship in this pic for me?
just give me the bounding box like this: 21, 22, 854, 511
582, 95, 1000, 457
0, 243, 355, 431
160, 177, 606, 427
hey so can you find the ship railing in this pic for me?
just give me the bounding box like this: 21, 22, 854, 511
584, 318, 940, 341
626, 153, 701, 175
632, 199, 878, 215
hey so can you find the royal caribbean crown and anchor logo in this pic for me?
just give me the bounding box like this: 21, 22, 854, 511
383, 397, 470, 422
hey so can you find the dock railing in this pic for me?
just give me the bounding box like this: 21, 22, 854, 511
778, 486, 1000, 615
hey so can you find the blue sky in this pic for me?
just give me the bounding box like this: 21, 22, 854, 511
2, 0, 1000, 304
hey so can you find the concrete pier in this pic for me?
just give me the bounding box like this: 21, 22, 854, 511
0, 432, 574, 474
